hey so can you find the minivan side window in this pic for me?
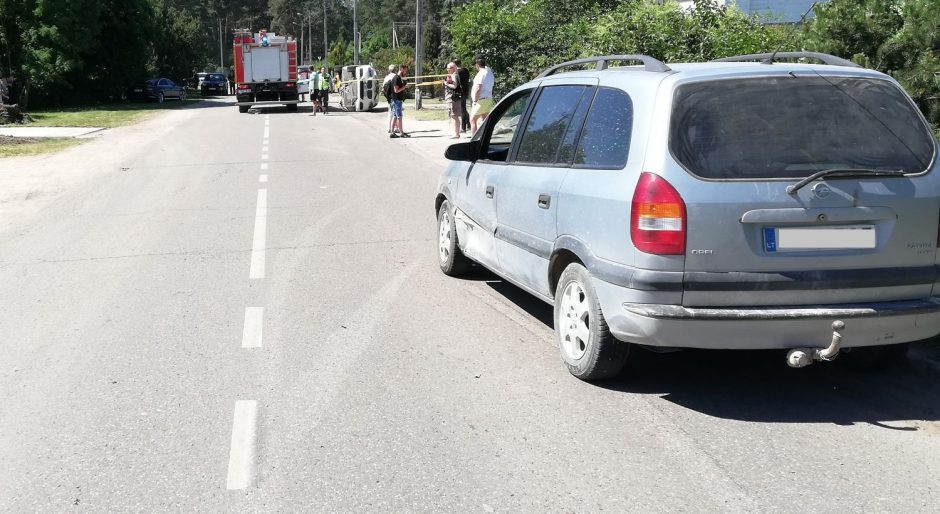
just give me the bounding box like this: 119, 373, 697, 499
575, 88, 633, 168
515, 85, 591, 164
481, 91, 533, 162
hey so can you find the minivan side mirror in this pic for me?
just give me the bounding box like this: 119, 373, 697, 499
444, 140, 480, 162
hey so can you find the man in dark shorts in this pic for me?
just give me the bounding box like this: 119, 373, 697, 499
454, 58, 471, 133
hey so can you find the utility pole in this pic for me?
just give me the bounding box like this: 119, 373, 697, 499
219, 18, 224, 69
299, 16, 304, 63
353, 0, 359, 65
323, 0, 328, 63
415, 0, 423, 109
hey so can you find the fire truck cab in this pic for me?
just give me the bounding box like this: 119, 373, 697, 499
233, 30, 300, 112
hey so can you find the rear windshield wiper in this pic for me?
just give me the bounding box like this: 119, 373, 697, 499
786, 168, 906, 195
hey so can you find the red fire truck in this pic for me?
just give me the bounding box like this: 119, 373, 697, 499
233, 29, 299, 113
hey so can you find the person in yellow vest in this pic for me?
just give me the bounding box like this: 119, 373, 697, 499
308, 68, 322, 116
317, 67, 330, 114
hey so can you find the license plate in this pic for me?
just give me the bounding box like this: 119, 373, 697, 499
134, 89, 142, 92
764, 225, 876, 252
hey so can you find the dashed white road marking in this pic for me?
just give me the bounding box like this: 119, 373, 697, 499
262, 145, 269, 152
259, 174, 268, 183
249, 189, 267, 279
241, 308, 264, 348
261, 153, 268, 161
263, 126, 270, 138
226, 400, 259, 490
260, 163, 268, 170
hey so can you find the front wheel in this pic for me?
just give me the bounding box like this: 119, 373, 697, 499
157, 92, 164, 104
554, 263, 629, 380
437, 200, 471, 276
180, 90, 187, 101
238, 105, 249, 113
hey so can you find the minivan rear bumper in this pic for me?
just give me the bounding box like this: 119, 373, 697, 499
592, 278, 940, 350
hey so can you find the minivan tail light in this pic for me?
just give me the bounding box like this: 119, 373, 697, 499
631, 172, 687, 255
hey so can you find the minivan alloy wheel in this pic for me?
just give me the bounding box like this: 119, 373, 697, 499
439, 210, 453, 264
436, 200, 470, 276
559, 281, 591, 361
553, 263, 628, 380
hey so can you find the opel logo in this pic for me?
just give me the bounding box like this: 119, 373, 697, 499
812, 182, 832, 199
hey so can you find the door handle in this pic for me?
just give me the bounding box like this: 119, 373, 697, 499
538, 194, 551, 209
485, 185, 494, 199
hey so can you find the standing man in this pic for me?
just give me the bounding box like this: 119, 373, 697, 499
317, 66, 330, 114
390, 63, 410, 138
454, 58, 471, 133
227, 70, 235, 95
382, 64, 397, 134
309, 67, 322, 116
470, 54, 494, 135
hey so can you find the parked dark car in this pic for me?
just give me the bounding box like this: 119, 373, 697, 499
200, 73, 227, 96
127, 78, 186, 103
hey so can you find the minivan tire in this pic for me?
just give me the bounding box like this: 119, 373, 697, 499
437, 200, 471, 276
238, 105, 249, 113
554, 263, 629, 380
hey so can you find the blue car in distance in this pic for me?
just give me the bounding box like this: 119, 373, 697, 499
127, 78, 187, 103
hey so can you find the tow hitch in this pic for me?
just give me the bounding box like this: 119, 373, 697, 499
786, 320, 845, 368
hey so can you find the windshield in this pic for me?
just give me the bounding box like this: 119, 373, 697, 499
669, 76, 935, 179
209, 74, 224, 81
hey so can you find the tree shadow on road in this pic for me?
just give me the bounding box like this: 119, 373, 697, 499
470, 265, 940, 427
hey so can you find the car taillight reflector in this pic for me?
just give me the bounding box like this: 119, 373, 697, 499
631, 172, 687, 255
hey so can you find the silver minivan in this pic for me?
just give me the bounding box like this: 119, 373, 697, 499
435, 53, 940, 380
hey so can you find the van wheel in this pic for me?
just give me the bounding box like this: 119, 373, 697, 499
555, 263, 629, 380
842, 343, 908, 371
437, 200, 471, 276
238, 106, 249, 113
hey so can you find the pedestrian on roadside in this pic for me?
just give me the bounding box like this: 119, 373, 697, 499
443, 62, 462, 139
227, 71, 235, 95
382, 64, 397, 134
454, 58, 471, 133
470, 54, 495, 135
317, 66, 330, 114
309, 67, 322, 116
390, 63, 410, 138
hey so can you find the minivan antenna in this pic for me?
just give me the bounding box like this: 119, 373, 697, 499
764, 1, 818, 65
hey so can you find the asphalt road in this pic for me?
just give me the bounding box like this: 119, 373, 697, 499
2, 97, 940, 512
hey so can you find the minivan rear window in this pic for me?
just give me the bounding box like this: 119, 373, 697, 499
669, 76, 935, 179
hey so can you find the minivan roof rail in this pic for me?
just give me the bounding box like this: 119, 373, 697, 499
537, 55, 672, 78
712, 52, 861, 68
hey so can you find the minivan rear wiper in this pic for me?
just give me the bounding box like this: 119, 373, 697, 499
786, 168, 906, 195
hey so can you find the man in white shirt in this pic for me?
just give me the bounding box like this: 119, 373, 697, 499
470, 54, 495, 135
382, 64, 397, 134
